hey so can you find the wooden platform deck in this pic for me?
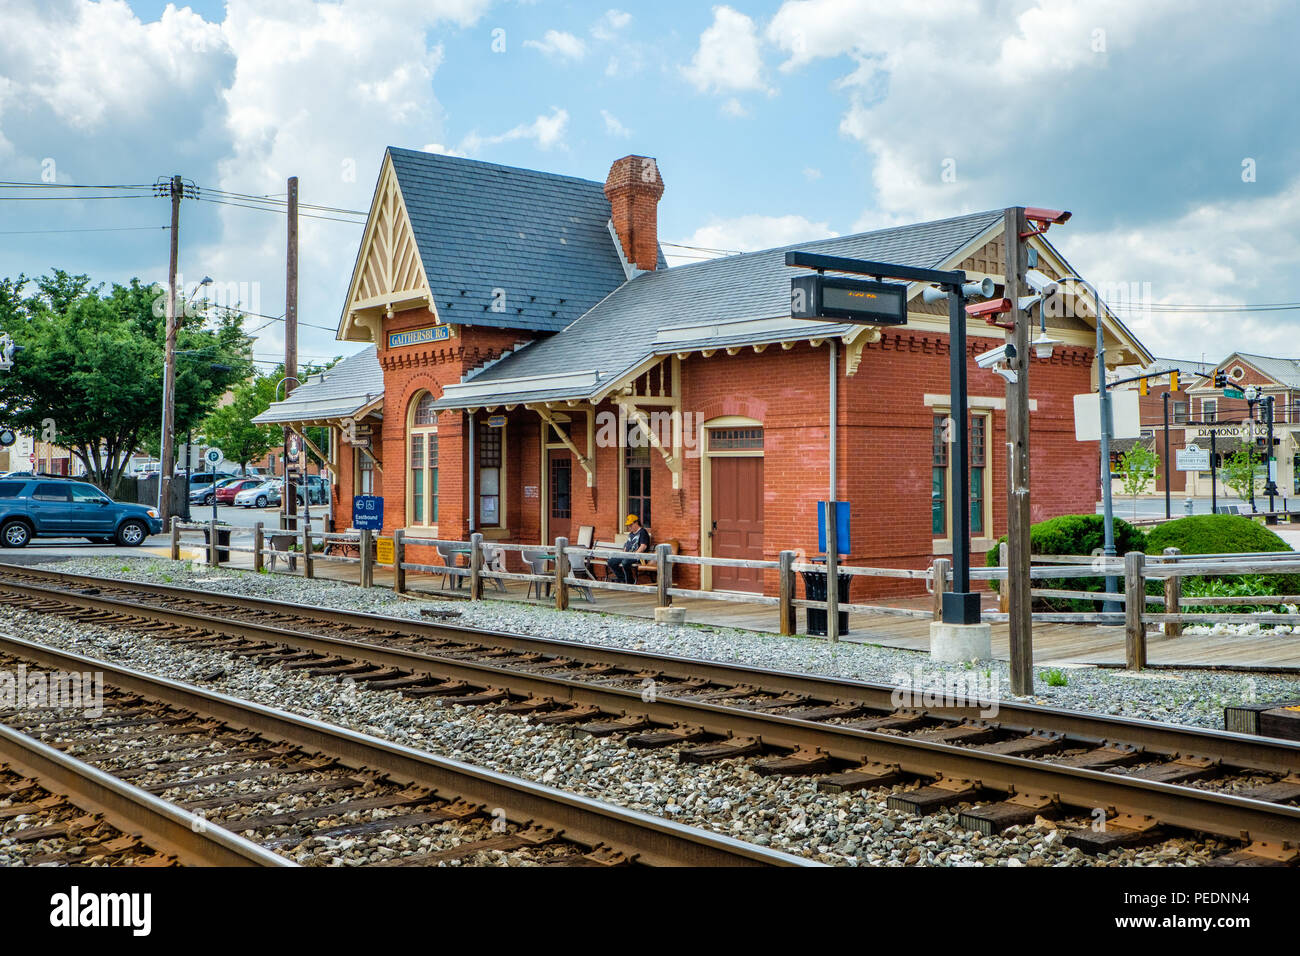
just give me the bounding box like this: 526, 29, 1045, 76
156, 545, 1300, 672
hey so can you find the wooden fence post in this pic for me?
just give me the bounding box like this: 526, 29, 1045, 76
253, 522, 264, 573
302, 522, 314, 579
207, 519, 218, 567
778, 550, 797, 635
554, 537, 569, 611
360, 528, 373, 588
655, 543, 671, 608
1125, 550, 1146, 670
1162, 546, 1182, 637
469, 532, 484, 601
997, 542, 1009, 613
393, 529, 406, 594
932, 558, 951, 622
170, 517, 180, 562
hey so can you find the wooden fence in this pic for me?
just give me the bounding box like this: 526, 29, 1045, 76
166, 519, 1300, 652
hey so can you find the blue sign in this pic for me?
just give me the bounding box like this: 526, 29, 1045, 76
817, 500, 850, 556
387, 325, 451, 349
352, 494, 383, 530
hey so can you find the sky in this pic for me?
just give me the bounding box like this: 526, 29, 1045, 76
1, 0, 1297, 373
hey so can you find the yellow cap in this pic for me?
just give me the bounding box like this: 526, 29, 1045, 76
625, 514, 639, 526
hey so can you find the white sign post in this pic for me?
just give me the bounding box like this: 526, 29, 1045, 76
1073, 391, 1141, 442
204, 447, 224, 468
1176, 444, 1210, 472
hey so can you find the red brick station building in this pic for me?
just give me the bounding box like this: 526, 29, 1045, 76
256, 148, 1152, 598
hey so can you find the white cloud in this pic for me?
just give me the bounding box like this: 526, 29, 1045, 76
524, 29, 587, 61
0, 0, 491, 367
422, 142, 469, 157
682, 6, 771, 95
591, 9, 632, 42
802, 167, 822, 181
720, 97, 748, 118
600, 109, 631, 138
670, 213, 835, 265
1056, 177, 1300, 360
459, 107, 570, 154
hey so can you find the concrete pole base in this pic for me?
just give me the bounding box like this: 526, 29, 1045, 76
654, 606, 686, 626
930, 621, 993, 662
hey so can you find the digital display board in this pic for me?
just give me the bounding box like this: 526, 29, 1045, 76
790, 274, 909, 325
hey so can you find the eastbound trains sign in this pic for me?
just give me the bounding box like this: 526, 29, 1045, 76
790, 274, 908, 325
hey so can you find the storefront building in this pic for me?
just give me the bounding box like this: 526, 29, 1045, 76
257, 147, 1152, 597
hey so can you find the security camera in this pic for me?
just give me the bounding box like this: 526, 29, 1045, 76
1025, 269, 1060, 296
975, 343, 1016, 369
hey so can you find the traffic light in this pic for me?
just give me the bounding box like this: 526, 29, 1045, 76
1214, 370, 1227, 388
1168, 370, 1179, 392
1139, 377, 1148, 396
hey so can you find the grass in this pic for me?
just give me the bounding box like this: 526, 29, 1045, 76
1041, 668, 1069, 687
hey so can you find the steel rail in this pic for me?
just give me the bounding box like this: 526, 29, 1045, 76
3, 581, 1300, 846
0, 720, 293, 867
2, 567, 1297, 775
0, 633, 817, 868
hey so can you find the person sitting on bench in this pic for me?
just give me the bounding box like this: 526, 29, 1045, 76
608, 514, 651, 583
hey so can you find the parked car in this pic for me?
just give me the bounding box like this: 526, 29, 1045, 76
215, 478, 263, 505
292, 475, 330, 505
234, 480, 281, 509
0, 478, 163, 547
189, 476, 245, 506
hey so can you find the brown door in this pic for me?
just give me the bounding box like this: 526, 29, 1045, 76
710, 456, 764, 592
548, 450, 572, 541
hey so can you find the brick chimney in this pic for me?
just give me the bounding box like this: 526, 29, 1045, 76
604, 155, 664, 273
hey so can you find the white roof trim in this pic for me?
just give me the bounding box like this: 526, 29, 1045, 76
440, 369, 601, 401
656, 315, 802, 343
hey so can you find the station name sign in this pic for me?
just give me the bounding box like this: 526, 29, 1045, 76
388, 325, 452, 349
790, 275, 908, 325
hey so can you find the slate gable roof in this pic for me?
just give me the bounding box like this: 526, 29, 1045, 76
433, 209, 1004, 409
251, 346, 383, 425
386, 148, 662, 334
1228, 352, 1300, 388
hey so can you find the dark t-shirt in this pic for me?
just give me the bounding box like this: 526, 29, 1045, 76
623, 527, 651, 553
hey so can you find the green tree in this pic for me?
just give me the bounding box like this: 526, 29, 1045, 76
1220, 446, 1258, 507
0, 272, 251, 493
201, 375, 280, 474
1118, 443, 1160, 518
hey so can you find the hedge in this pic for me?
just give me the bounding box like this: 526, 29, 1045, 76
986, 514, 1147, 611
1145, 514, 1299, 595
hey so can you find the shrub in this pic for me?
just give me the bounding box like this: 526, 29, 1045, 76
987, 514, 1147, 611
1181, 575, 1285, 614
1146, 514, 1299, 595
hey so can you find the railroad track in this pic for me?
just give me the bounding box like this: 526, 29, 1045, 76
1, 565, 1298, 866
0, 636, 813, 867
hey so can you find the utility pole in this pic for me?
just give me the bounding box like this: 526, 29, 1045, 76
1162, 390, 1171, 519
284, 175, 299, 532
158, 174, 183, 520
1003, 207, 1033, 696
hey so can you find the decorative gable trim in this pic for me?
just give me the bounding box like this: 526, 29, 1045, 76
338, 152, 435, 342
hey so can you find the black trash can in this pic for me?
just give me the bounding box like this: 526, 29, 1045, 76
202, 527, 232, 564
800, 562, 851, 636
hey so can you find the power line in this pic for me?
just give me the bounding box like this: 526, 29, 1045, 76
0, 224, 168, 236
1110, 302, 1300, 314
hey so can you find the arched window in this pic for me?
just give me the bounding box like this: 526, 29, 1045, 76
408, 392, 439, 526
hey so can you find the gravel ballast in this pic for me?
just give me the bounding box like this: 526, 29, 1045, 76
0, 557, 1279, 866
33, 556, 1300, 729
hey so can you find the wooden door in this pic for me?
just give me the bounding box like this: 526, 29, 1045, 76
710, 456, 764, 592
548, 450, 572, 542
